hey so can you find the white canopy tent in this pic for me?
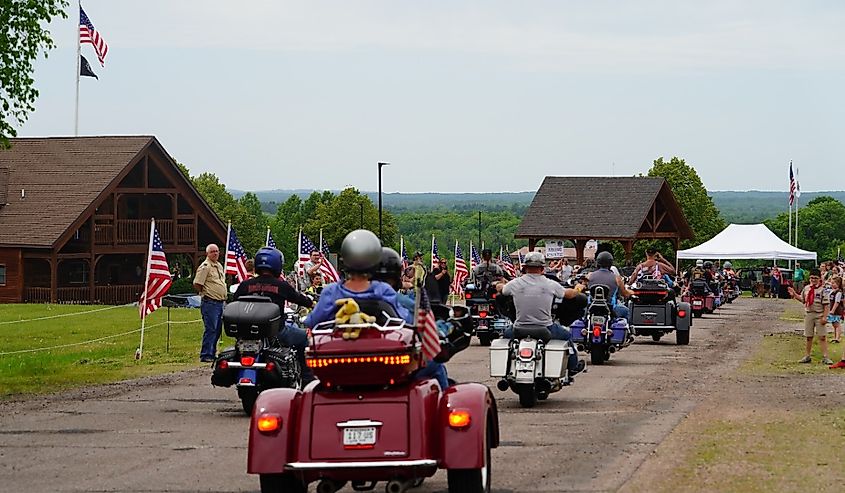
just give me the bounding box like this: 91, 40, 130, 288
676, 224, 817, 261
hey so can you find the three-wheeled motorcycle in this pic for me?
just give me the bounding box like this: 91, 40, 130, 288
627, 276, 691, 345
247, 301, 499, 493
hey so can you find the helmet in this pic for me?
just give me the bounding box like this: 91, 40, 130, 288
373, 247, 403, 284
481, 248, 493, 258
696, 259, 704, 267
704, 261, 713, 269
254, 247, 283, 277
723, 261, 732, 269
340, 229, 382, 273
523, 251, 546, 268
596, 251, 614, 269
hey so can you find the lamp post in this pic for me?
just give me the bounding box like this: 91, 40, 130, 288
378, 162, 390, 240
359, 201, 364, 229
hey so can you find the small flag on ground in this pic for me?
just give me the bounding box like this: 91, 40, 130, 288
416, 287, 442, 363
139, 224, 172, 317
451, 242, 469, 295
319, 237, 341, 283
225, 225, 249, 282
79, 7, 109, 66
80, 55, 98, 79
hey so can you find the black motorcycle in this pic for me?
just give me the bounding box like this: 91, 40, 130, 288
464, 281, 508, 346
211, 295, 302, 415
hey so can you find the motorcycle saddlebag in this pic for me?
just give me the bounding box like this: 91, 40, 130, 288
489, 338, 510, 377
630, 304, 669, 327
222, 300, 281, 340
211, 348, 238, 387
543, 340, 569, 378
262, 346, 300, 388
569, 319, 587, 342
611, 319, 629, 345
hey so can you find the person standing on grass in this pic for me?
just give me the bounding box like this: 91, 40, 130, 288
793, 262, 805, 294
827, 276, 844, 344
193, 244, 227, 363
771, 266, 782, 299
788, 269, 833, 365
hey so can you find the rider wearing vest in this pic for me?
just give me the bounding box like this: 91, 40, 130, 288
496, 251, 584, 376
473, 248, 512, 289
587, 251, 633, 320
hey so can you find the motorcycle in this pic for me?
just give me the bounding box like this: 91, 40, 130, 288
627, 276, 691, 345
569, 285, 632, 365
211, 295, 302, 415
490, 291, 586, 408
682, 279, 715, 317
464, 281, 510, 346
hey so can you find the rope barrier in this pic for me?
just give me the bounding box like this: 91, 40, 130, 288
0, 318, 203, 356
0, 304, 131, 325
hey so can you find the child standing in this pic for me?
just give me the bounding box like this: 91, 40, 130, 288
788, 269, 832, 365
829, 276, 844, 344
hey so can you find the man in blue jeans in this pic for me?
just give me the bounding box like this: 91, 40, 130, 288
193, 244, 228, 362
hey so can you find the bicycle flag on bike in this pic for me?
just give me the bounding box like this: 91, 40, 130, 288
319, 230, 340, 283
225, 223, 249, 283
415, 285, 442, 363
139, 220, 173, 318
451, 241, 469, 295
499, 246, 517, 277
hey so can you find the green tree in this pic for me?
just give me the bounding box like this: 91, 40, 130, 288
648, 157, 725, 255
1, 1, 68, 147
766, 196, 845, 262
270, 195, 304, 270
238, 192, 268, 254
306, 188, 398, 253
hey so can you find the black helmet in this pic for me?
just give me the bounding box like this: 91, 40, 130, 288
373, 247, 403, 285
481, 248, 493, 258
596, 251, 614, 269
254, 247, 283, 277
340, 229, 382, 273
704, 261, 713, 269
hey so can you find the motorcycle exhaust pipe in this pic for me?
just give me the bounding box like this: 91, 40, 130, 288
608, 346, 617, 353
497, 379, 509, 391
385, 479, 414, 493
316, 479, 345, 493
577, 344, 585, 352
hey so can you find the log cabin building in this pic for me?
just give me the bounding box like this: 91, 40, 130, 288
0, 136, 226, 304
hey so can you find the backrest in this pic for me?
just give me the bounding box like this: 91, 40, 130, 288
354, 299, 400, 325
589, 285, 612, 315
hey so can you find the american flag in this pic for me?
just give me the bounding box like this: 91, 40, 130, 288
266, 229, 277, 248
319, 237, 341, 283
431, 236, 439, 270
297, 231, 316, 279
401, 237, 409, 271
225, 225, 249, 282
499, 246, 517, 278
470, 243, 481, 271
450, 242, 469, 295
139, 225, 172, 317
79, 7, 108, 66
789, 162, 795, 207
416, 287, 442, 363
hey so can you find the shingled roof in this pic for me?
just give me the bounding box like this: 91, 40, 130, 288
515, 176, 693, 240
0, 136, 204, 248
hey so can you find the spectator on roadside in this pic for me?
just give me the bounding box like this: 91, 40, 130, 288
193, 243, 227, 363
431, 257, 451, 304
245, 258, 256, 278
771, 266, 782, 299
306, 273, 324, 296
761, 267, 772, 298
793, 262, 806, 294
302, 250, 322, 287
788, 269, 833, 365
828, 276, 843, 344
559, 258, 573, 282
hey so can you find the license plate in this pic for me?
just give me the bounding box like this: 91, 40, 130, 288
693, 300, 703, 307
475, 304, 490, 312
591, 316, 606, 326
237, 340, 261, 352
516, 361, 533, 372
343, 427, 376, 448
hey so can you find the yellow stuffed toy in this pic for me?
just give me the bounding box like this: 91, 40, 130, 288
334, 298, 376, 340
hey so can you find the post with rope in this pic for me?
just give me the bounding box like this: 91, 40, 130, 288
137, 218, 156, 360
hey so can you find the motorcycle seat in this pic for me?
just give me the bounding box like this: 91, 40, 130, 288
353, 299, 401, 326
512, 325, 552, 343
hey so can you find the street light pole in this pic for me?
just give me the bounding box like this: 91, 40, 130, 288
378, 162, 390, 240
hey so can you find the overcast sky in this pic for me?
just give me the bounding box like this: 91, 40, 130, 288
18, 1, 845, 193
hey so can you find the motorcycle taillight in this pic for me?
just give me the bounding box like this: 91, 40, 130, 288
593, 326, 602, 338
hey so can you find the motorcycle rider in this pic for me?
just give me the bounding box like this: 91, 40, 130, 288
473, 248, 512, 290
683, 259, 709, 295
496, 251, 585, 376
305, 230, 412, 327
629, 247, 676, 283
232, 247, 315, 380
586, 251, 633, 320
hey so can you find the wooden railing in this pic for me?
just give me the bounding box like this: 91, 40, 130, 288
92, 219, 194, 246
57, 287, 91, 304
24, 285, 144, 305
24, 287, 51, 303
95, 285, 142, 305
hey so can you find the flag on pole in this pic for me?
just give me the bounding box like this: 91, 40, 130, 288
80, 55, 98, 79
499, 246, 517, 278
470, 242, 480, 271
225, 225, 249, 282
79, 7, 109, 66
400, 237, 409, 271
430, 236, 439, 270
795, 167, 801, 199
139, 223, 172, 317
450, 242, 469, 294
789, 162, 796, 206
297, 229, 311, 278
266, 228, 276, 248
416, 286, 442, 363
319, 236, 341, 283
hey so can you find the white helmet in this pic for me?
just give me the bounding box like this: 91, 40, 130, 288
696, 259, 704, 267
723, 261, 732, 269
523, 251, 546, 268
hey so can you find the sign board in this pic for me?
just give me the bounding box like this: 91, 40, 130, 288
544, 239, 565, 259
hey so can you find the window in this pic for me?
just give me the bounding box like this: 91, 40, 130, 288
0, 265, 6, 286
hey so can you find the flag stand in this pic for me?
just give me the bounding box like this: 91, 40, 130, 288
137, 218, 156, 360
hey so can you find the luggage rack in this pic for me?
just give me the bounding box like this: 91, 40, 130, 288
311, 317, 407, 334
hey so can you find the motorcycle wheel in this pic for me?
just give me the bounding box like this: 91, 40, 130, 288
651, 334, 662, 342
590, 349, 605, 365
447, 419, 492, 493
238, 387, 259, 416
478, 334, 493, 347
676, 330, 690, 345
259, 473, 306, 493
694, 311, 702, 318
517, 384, 537, 408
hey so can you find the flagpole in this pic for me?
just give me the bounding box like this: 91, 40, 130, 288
430, 235, 435, 270
266, 227, 270, 247
74, 1, 81, 136
138, 218, 155, 360
224, 221, 231, 284
795, 167, 800, 249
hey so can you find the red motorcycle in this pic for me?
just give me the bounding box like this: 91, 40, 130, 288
682, 279, 714, 318
247, 301, 499, 493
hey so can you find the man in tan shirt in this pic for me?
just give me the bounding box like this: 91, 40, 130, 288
194, 243, 227, 362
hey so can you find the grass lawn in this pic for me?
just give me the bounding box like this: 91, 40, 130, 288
0, 304, 231, 398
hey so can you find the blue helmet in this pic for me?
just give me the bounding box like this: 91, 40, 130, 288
254, 247, 283, 277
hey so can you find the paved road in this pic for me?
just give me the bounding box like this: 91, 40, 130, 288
0, 300, 755, 492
